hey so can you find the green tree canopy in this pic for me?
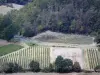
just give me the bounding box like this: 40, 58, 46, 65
1, 62, 23, 73
55, 56, 73, 73
0, 0, 100, 43
73, 61, 81, 72
29, 60, 40, 72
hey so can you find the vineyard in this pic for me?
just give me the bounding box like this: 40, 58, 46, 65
0, 46, 50, 69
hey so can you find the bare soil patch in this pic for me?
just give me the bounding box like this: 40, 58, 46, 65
0, 39, 11, 47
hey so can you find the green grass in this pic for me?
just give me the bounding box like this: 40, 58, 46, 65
0, 44, 23, 56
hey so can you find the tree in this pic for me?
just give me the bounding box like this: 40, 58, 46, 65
55, 56, 63, 66
70, 19, 77, 33
95, 35, 100, 44
4, 25, 18, 41
1, 63, 23, 73
61, 59, 73, 72
0, 11, 19, 41
1, 0, 100, 42
41, 64, 54, 73
55, 56, 73, 73
49, 64, 54, 72
73, 61, 81, 72
29, 60, 40, 72
0, 15, 4, 38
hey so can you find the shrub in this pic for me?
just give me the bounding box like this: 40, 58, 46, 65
29, 60, 40, 72
41, 64, 54, 73
1, 63, 23, 73
73, 61, 81, 72
94, 65, 100, 72
55, 56, 63, 72
55, 56, 73, 73
41, 67, 51, 73
49, 64, 54, 72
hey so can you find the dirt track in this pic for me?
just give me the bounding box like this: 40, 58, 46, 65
0, 72, 100, 75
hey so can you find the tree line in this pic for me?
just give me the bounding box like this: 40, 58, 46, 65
0, 56, 82, 73
0, 0, 100, 43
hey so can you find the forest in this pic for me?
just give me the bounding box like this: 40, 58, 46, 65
0, 0, 100, 43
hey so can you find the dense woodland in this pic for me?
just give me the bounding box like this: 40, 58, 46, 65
0, 0, 100, 42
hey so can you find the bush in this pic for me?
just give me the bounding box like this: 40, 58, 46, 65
1, 63, 23, 73
41, 67, 51, 73
73, 62, 81, 72
29, 60, 40, 72
49, 64, 54, 72
55, 56, 73, 73
94, 65, 100, 72
41, 64, 54, 73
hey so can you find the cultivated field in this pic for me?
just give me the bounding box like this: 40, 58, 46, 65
0, 44, 23, 56
0, 72, 100, 75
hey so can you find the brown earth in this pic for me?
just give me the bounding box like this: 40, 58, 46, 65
0, 39, 11, 47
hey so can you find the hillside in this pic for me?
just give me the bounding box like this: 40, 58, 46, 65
20, 31, 94, 45
31, 31, 94, 45
0, 0, 100, 43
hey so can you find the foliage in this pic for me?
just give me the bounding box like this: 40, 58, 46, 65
55, 56, 63, 66
49, 64, 54, 72
41, 64, 54, 73
73, 61, 81, 72
4, 25, 18, 41
55, 56, 73, 73
0, 11, 20, 41
94, 65, 100, 72
27, 43, 37, 46
95, 35, 100, 44
29, 60, 40, 72
0, 0, 100, 43
1, 63, 23, 73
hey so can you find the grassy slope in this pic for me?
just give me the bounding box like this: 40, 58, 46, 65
0, 44, 23, 56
